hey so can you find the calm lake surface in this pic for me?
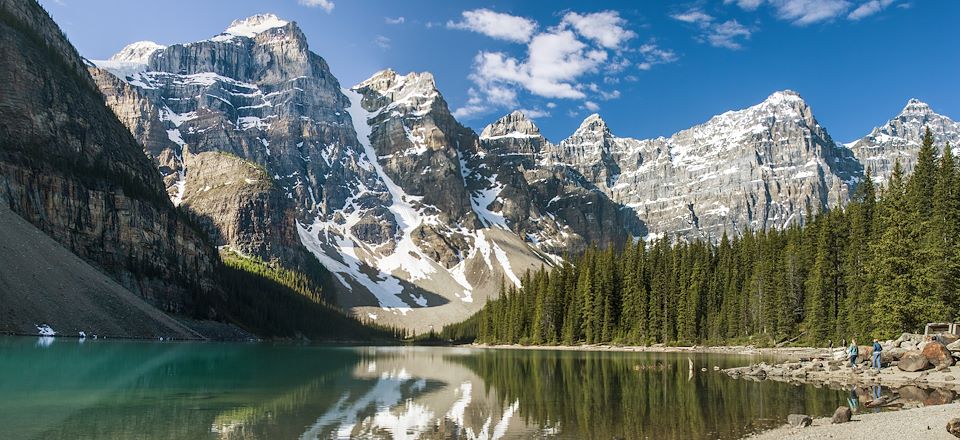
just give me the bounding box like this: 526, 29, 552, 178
0, 337, 854, 439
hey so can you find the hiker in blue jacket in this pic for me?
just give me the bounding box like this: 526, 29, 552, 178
872, 339, 883, 370
848, 339, 858, 368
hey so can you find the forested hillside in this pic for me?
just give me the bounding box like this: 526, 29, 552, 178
469, 130, 959, 346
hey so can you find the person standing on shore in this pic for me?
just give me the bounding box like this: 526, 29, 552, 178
872, 339, 883, 370
848, 339, 859, 369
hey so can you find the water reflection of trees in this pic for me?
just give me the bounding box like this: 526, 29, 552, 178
448, 350, 846, 439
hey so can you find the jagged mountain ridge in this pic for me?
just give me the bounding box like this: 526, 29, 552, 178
847, 98, 960, 183
93, 16, 616, 331
536, 90, 864, 240
91, 13, 959, 330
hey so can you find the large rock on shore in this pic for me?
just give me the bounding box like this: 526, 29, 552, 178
922, 341, 955, 368
881, 347, 906, 364
788, 414, 813, 427
895, 333, 925, 347
947, 417, 960, 438
831, 406, 852, 424
898, 351, 931, 372
947, 339, 960, 352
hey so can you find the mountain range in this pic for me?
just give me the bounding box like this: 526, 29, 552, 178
3, 5, 957, 334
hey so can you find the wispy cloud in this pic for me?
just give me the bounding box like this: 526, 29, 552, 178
671, 9, 752, 49
373, 35, 390, 50
447, 9, 537, 43
298, 0, 334, 14
385, 16, 405, 25
848, 0, 896, 20
450, 9, 667, 120
725, 0, 901, 25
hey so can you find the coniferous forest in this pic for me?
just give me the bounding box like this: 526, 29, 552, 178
466, 130, 960, 346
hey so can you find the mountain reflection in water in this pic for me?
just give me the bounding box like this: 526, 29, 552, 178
0, 339, 855, 439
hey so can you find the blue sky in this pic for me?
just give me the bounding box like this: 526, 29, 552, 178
41, 0, 958, 143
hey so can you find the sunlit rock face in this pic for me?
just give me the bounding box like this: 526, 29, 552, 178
0, 0, 216, 310
91, 18, 571, 331
847, 99, 960, 184
91, 11, 958, 329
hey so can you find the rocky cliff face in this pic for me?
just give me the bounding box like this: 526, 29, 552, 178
89, 12, 959, 330
847, 99, 960, 184
0, 0, 215, 311
541, 91, 862, 240
93, 14, 367, 268
93, 18, 594, 330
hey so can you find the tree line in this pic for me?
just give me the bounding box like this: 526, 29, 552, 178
467, 130, 959, 346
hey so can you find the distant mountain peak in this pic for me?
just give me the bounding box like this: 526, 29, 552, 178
901, 98, 934, 116
574, 113, 610, 136
480, 110, 543, 139
357, 69, 438, 97
763, 89, 805, 106
213, 13, 290, 41
109, 41, 165, 63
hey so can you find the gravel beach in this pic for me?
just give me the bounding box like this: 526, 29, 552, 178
747, 402, 960, 439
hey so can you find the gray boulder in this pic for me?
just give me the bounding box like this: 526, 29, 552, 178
897, 350, 931, 372
787, 414, 813, 428
831, 406, 852, 424
947, 417, 960, 438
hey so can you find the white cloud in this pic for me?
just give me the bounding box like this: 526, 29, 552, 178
671, 10, 714, 24
772, 0, 851, 24
298, 0, 334, 13
727, 0, 872, 25
561, 11, 637, 49
385, 16, 405, 25
724, 0, 765, 10
447, 9, 537, 43
708, 20, 752, 49
638, 43, 679, 68
848, 0, 896, 20
583, 101, 600, 112
599, 90, 621, 100
672, 9, 751, 49
373, 35, 391, 49
451, 9, 669, 120
518, 108, 551, 118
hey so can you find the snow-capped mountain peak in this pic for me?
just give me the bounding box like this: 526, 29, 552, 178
574, 113, 610, 136
212, 13, 289, 41
900, 98, 935, 116
108, 41, 166, 63
763, 89, 803, 105
480, 110, 543, 140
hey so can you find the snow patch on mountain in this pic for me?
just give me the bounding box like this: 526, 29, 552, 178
212, 14, 289, 42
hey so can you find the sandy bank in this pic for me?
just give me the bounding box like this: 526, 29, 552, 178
746, 402, 960, 439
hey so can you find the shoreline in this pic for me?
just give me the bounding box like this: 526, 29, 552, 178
467, 343, 832, 359
745, 402, 960, 439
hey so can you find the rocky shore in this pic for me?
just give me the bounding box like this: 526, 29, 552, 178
724, 333, 960, 389
726, 333, 960, 438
